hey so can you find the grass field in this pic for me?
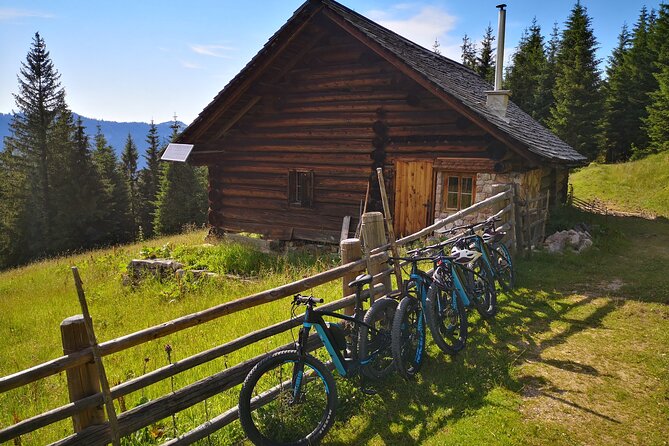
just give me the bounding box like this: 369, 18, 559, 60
570, 151, 669, 218
1, 206, 669, 445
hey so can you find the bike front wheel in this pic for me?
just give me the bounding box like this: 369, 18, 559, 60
238, 350, 337, 446
358, 297, 397, 380
391, 295, 426, 379
425, 283, 468, 355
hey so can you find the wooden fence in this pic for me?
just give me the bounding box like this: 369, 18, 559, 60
0, 186, 517, 446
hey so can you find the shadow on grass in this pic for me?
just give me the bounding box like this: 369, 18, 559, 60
324, 284, 623, 445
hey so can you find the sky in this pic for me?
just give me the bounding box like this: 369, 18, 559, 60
0, 0, 661, 125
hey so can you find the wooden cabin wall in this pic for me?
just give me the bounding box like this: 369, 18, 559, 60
195, 19, 506, 242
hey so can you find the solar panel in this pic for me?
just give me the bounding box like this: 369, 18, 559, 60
161, 143, 194, 162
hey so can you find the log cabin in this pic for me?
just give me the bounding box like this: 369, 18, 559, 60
177, 0, 587, 242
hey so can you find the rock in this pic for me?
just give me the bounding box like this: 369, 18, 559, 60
543, 227, 593, 254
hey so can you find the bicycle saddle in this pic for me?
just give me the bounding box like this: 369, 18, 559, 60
348, 273, 373, 289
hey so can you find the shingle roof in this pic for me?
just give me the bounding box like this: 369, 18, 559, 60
181, 0, 587, 165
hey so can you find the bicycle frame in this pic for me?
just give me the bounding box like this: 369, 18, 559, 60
299, 305, 379, 378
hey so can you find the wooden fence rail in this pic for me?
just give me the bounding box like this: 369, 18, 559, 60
0, 185, 517, 446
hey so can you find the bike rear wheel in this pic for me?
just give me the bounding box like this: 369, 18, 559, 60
238, 350, 337, 446
469, 260, 497, 319
425, 282, 468, 355
391, 295, 426, 379
493, 243, 515, 291
358, 297, 397, 380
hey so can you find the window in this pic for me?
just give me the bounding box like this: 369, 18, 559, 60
443, 174, 475, 210
288, 169, 314, 207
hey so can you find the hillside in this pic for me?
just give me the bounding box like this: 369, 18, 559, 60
0, 112, 186, 167
570, 152, 669, 218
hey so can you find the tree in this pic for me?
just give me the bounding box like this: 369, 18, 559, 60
535, 23, 561, 124
137, 121, 162, 237
547, 2, 603, 160
121, 133, 140, 234
505, 19, 548, 120
92, 127, 132, 244
476, 24, 496, 84
50, 115, 106, 250
1, 32, 67, 265
642, 5, 669, 156
461, 34, 477, 70
432, 37, 441, 55
153, 119, 208, 235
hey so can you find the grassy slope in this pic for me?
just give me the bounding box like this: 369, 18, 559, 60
570, 152, 669, 217
2, 211, 669, 445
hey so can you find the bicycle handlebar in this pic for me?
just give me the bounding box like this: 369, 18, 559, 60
293, 294, 324, 306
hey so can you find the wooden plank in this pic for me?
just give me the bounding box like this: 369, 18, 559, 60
340, 216, 351, 241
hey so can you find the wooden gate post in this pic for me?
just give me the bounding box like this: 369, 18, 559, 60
60, 315, 105, 432
340, 238, 362, 315
361, 212, 392, 301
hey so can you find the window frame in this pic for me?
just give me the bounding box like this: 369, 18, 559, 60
442, 173, 476, 211
288, 169, 314, 208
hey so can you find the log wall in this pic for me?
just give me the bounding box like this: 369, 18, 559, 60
190, 17, 514, 242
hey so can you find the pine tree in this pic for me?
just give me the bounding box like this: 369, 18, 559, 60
477, 24, 496, 84
535, 23, 561, 124
432, 38, 441, 55
548, 2, 603, 160
153, 119, 208, 235
642, 5, 669, 156
1, 32, 67, 265
600, 24, 633, 162
461, 34, 477, 70
505, 19, 548, 120
92, 126, 133, 244
137, 121, 162, 237
50, 115, 105, 250
121, 133, 140, 235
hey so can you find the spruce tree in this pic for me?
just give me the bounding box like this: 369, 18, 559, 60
642, 5, 669, 156
1, 32, 67, 264
548, 2, 603, 160
153, 119, 208, 235
506, 19, 548, 120
535, 23, 561, 124
476, 24, 496, 84
137, 121, 162, 237
461, 34, 477, 70
50, 115, 105, 250
121, 133, 140, 235
600, 25, 634, 162
92, 127, 132, 244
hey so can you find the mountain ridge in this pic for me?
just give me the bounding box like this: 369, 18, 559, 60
0, 112, 187, 167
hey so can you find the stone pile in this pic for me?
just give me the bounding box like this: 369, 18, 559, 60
544, 226, 593, 254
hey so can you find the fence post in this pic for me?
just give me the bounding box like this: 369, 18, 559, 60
512, 182, 524, 254
340, 238, 362, 315
361, 212, 392, 300
60, 315, 106, 432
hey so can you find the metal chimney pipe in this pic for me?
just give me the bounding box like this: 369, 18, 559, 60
494, 4, 507, 90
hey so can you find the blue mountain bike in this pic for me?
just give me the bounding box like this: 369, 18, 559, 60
238, 274, 397, 446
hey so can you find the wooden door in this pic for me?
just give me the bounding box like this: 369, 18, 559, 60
394, 160, 434, 237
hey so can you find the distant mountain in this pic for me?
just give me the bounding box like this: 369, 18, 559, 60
0, 112, 186, 168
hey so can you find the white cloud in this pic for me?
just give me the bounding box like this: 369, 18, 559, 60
0, 8, 54, 21
367, 4, 459, 58
180, 60, 202, 69
190, 44, 236, 58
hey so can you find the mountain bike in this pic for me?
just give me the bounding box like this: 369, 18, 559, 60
424, 242, 496, 355
238, 274, 397, 446
388, 249, 437, 379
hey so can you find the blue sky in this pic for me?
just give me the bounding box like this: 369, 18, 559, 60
0, 0, 660, 124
